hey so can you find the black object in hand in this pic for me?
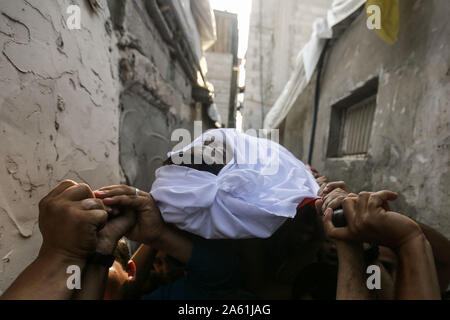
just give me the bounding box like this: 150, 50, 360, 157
331, 208, 380, 261
332, 208, 347, 228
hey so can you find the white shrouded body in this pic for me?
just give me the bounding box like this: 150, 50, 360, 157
151, 129, 319, 239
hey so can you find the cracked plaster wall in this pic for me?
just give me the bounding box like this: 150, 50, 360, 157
110, 0, 207, 192
0, 0, 209, 292
0, 0, 123, 291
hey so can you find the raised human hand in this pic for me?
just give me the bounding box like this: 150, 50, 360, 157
323, 191, 423, 249
39, 180, 108, 260
95, 185, 166, 245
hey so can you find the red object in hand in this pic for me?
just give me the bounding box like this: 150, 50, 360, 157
297, 197, 320, 210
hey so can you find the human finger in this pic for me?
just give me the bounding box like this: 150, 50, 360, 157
357, 192, 371, 215
84, 209, 108, 230
81, 198, 106, 211
318, 183, 328, 197
95, 185, 148, 199
368, 190, 398, 212
342, 196, 358, 230
102, 195, 148, 209
324, 181, 349, 194
63, 183, 95, 201
325, 195, 346, 211
47, 180, 78, 198
315, 199, 324, 215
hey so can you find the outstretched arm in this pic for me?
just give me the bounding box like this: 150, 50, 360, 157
1, 251, 86, 300
324, 191, 441, 300
95, 185, 243, 300
335, 241, 370, 300
73, 208, 136, 300
395, 233, 441, 299
95, 185, 194, 264
318, 198, 370, 300
417, 222, 450, 294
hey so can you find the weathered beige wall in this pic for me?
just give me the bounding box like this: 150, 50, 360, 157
0, 0, 122, 292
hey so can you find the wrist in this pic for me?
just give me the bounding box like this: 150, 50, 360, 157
96, 237, 119, 255
144, 224, 168, 246
396, 232, 427, 256
38, 246, 86, 269
392, 219, 423, 248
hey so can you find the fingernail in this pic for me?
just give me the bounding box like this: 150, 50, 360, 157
105, 206, 113, 213
95, 190, 106, 195
83, 199, 98, 210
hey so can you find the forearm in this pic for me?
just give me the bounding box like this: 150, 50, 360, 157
336, 242, 370, 300
418, 222, 450, 292
1, 251, 85, 300
148, 226, 193, 264
73, 237, 119, 300
72, 263, 109, 300
396, 234, 441, 300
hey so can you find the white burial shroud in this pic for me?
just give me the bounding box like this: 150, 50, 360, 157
151, 129, 319, 239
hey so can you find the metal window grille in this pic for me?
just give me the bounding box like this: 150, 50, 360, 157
338, 96, 376, 156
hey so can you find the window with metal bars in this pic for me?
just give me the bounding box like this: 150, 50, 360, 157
327, 78, 378, 158
338, 96, 376, 156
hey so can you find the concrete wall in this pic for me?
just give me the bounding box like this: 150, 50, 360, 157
243, 0, 332, 130
205, 52, 233, 126
205, 10, 239, 128
281, 0, 450, 237
110, 0, 205, 192
0, 0, 210, 292
0, 0, 122, 292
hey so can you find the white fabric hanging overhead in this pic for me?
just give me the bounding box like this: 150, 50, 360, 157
304, 0, 367, 82
150, 129, 320, 239
170, 0, 204, 65
263, 51, 309, 131
264, 0, 367, 130
190, 0, 217, 51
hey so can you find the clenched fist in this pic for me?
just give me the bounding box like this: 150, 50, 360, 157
323, 191, 423, 250
38, 180, 108, 260
95, 185, 166, 246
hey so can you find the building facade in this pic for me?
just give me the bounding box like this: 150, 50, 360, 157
278, 1, 450, 237
243, 0, 333, 130
205, 10, 239, 128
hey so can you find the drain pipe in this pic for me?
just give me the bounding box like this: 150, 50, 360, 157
259, 0, 265, 128
307, 39, 330, 165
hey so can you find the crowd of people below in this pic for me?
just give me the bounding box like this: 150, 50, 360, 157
0, 163, 449, 300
